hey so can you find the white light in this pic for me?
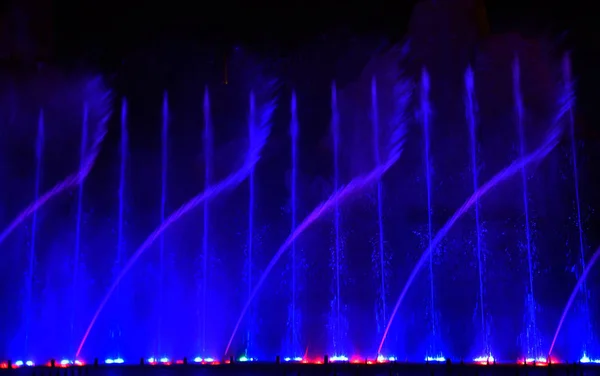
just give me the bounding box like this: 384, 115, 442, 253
425, 356, 446, 362
283, 357, 291, 362
330, 355, 349, 362
105, 359, 114, 364
147, 357, 156, 363
14, 361, 23, 367
204, 357, 215, 363
25, 361, 34, 367
293, 357, 303, 362
60, 360, 70, 365
159, 357, 169, 363
193, 357, 202, 363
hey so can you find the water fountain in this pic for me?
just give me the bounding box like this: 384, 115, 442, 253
419, 68, 440, 359
379, 72, 572, 356
111, 98, 128, 356
512, 56, 540, 360
76, 85, 275, 359
563, 54, 592, 352
329, 82, 345, 356
2, 52, 597, 372
245, 92, 256, 356
201, 87, 212, 356
24, 110, 44, 357
288, 91, 300, 357
465, 67, 489, 357
371, 77, 388, 337
71, 104, 89, 352
0, 83, 110, 247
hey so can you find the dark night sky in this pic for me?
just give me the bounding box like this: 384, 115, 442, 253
0, 0, 598, 139
0, 0, 594, 63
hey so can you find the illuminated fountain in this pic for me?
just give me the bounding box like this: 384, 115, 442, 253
71, 104, 89, 353
419, 68, 442, 360
200, 87, 212, 356
371, 77, 388, 340
465, 67, 490, 359
286, 91, 301, 358
23, 110, 44, 357
2, 52, 598, 368
245, 92, 257, 357
329, 82, 347, 357
512, 56, 541, 361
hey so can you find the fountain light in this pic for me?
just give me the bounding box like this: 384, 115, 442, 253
376, 355, 397, 363
580, 353, 600, 364
425, 356, 446, 362
329, 355, 348, 362
283, 356, 303, 362
473, 355, 495, 365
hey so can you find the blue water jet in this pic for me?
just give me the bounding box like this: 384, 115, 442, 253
371, 77, 388, 333
245, 92, 256, 355
112, 98, 128, 353
72, 104, 88, 352
288, 91, 300, 356
420, 68, 438, 357
563, 54, 591, 350
330, 82, 344, 355
512, 56, 538, 359
158, 92, 169, 355
201, 87, 212, 355
25, 110, 44, 356
465, 67, 489, 355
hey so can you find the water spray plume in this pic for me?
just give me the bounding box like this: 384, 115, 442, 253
76, 85, 276, 359
378, 82, 573, 356
549, 247, 600, 356
0, 89, 111, 247
224, 77, 411, 356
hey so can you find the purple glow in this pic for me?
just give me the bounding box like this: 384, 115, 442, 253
377, 84, 573, 355
76, 88, 275, 359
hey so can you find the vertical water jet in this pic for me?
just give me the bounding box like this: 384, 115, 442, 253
72, 104, 88, 351
114, 98, 128, 352
25, 110, 44, 355
246, 92, 256, 355
512, 56, 538, 359
330, 82, 343, 354
563, 54, 590, 349
201, 87, 211, 355
371, 77, 387, 334
420, 68, 438, 357
289, 91, 300, 356
465, 67, 488, 355
158, 92, 169, 355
